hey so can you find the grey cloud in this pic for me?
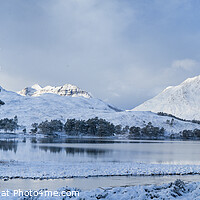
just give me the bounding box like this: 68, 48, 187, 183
1, 0, 200, 109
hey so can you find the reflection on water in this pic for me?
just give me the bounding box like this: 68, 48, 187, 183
0, 140, 18, 153
37, 137, 127, 144
39, 146, 109, 156
39, 146, 62, 153
64, 147, 109, 156
1, 136, 200, 191
0, 137, 200, 164
31, 137, 37, 143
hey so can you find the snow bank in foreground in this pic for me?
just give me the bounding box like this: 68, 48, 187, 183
1, 180, 200, 199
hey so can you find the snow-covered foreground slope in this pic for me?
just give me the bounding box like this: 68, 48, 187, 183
0, 180, 200, 199
133, 75, 200, 120
1, 85, 200, 134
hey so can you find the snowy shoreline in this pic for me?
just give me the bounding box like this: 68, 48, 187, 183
1, 161, 200, 180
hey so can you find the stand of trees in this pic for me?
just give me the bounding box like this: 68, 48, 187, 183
180, 129, 200, 139
0, 116, 18, 132
64, 117, 116, 136
2, 114, 200, 140
33, 117, 117, 136
31, 120, 63, 135
129, 122, 165, 138
31, 117, 165, 138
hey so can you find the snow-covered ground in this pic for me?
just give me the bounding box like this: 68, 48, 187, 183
1, 161, 200, 179
0, 179, 200, 199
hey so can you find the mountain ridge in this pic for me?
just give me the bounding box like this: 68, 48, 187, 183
133, 75, 200, 120
1, 81, 200, 135
17, 83, 92, 98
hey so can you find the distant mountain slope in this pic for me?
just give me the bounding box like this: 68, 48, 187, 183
0, 85, 121, 128
1, 83, 200, 135
17, 84, 92, 98
133, 75, 200, 120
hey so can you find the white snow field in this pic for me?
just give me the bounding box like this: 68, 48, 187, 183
1, 161, 200, 179
0, 84, 200, 135
133, 75, 200, 121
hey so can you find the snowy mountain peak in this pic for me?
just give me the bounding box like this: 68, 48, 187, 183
182, 75, 200, 84
17, 84, 92, 98
133, 75, 200, 120
31, 84, 42, 90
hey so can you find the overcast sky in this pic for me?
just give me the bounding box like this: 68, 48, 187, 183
1, 0, 200, 109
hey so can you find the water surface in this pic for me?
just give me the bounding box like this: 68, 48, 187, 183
0, 137, 200, 165
1, 136, 200, 190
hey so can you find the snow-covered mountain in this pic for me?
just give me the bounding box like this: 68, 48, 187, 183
18, 84, 92, 98
0, 85, 121, 128
133, 75, 200, 120
1, 84, 200, 135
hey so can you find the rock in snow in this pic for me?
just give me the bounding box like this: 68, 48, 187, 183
133, 75, 200, 120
